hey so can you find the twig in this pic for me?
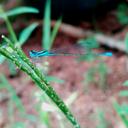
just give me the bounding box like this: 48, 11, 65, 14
93, 33, 125, 52
1, 18, 126, 52
51, 21, 126, 52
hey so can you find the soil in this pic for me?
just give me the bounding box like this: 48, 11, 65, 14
0, 8, 128, 128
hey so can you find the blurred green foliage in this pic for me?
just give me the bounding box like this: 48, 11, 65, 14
96, 110, 110, 128
0, 5, 39, 76
77, 37, 99, 61
117, 3, 128, 25
77, 37, 109, 91
42, 0, 62, 50
113, 101, 128, 127
83, 62, 108, 91
34, 90, 78, 128
0, 74, 28, 127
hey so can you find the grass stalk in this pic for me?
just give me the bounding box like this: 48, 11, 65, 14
0, 35, 81, 128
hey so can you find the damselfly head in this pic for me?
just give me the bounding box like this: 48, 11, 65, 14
29, 50, 38, 58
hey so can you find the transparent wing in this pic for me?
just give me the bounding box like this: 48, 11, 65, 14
30, 42, 112, 63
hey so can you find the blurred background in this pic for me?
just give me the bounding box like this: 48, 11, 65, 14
0, 0, 128, 128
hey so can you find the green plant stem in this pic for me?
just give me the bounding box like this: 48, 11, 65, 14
113, 100, 128, 127
0, 6, 17, 75
0, 36, 81, 128
42, 0, 51, 50
4, 16, 18, 75
0, 74, 25, 114
0, 6, 18, 43
49, 16, 62, 49
4, 17, 18, 43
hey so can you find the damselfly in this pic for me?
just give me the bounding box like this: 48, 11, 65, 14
29, 45, 113, 74
29, 40, 113, 59
29, 43, 113, 75
29, 49, 113, 58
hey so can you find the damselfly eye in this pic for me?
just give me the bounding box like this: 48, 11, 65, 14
30, 50, 36, 53
30, 50, 38, 57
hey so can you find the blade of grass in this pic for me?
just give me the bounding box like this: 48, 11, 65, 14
125, 33, 128, 72
0, 74, 25, 114
3, 12, 19, 75
123, 80, 128, 86
125, 33, 128, 54
0, 35, 81, 128
96, 111, 109, 128
49, 17, 62, 49
7, 60, 17, 76
117, 3, 128, 25
0, 6, 17, 43
0, 55, 5, 64
119, 90, 128, 97
11, 122, 26, 128
98, 62, 107, 90
19, 22, 39, 45
6, 6, 39, 17
113, 101, 128, 127
46, 75, 65, 84
4, 17, 17, 43
42, 0, 51, 50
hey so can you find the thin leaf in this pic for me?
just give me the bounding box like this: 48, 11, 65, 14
11, 122, 26, 128
0, 74, 25, 114
96, 111, 109, 128
7, 60, 17, 76
77, 37, 99, 50
118, 104, 128, 115
113, 101, 128, 127
117, 3, 128, 25
98, 62, 107, 90
6, 6, 39, 17
0, 55, 5, 64
0, 6, 18, 43
65, 92, 78, 106
46, 76, 65, 84
125, 33, 128, 54
119, 90, 128, 97
0, 5, 6, 19
42, 0, 51, 50
123, 80, 128, 86
50, 17, 62, 49
0, 14, 6, 19
25, 114, 37, 122
19, 22, 38, 45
